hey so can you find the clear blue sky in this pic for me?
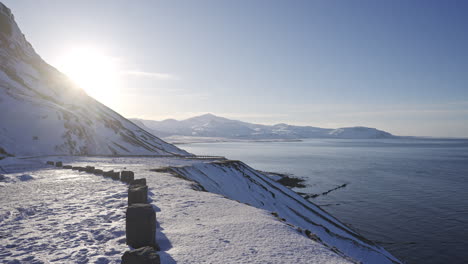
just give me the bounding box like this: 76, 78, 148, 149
3, 0, 468, 137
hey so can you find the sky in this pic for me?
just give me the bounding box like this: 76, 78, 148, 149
3, 0, 468, 137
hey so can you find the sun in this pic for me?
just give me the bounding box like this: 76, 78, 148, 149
55, 46, 121, 102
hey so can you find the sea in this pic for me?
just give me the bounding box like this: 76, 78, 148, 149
180, 138, 468, 264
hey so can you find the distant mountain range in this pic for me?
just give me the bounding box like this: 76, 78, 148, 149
0, 3, 188, 157
131, 113, 395, 142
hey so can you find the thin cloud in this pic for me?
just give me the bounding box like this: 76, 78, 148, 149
122, 70, 179, 80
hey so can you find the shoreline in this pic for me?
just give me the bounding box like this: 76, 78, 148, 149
0, 155, 402, 263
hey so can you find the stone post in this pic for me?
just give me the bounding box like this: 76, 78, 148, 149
130, 178, 147, 187
111, 172, 120, 180
103, 170, 114, 177
128, 185, 148, 205
126, 203, 156, 249
121, 171, 135, 183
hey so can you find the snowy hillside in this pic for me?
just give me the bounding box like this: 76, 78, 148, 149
328, 126, 393, 139
0, 156, 401, 263
0, 3, 188, 157
132, 113, 395, 141
165, 160, 401, 264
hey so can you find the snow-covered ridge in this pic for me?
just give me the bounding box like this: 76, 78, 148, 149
132, 113, 395, 141
0, 3, 189, 157
160, 160, 402, 264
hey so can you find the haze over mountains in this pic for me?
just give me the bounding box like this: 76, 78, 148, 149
132, 113, 395, 141
0, 3, 188, 157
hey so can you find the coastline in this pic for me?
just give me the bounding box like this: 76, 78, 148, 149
0, 155, 402, 263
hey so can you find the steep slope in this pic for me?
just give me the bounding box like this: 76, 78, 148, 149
132, 113, 395, 140
0, 3, 189, 157
165, 160, 402, 264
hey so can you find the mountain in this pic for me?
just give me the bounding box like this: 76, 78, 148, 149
132, 113, 395, 141
0, 3, 189, 157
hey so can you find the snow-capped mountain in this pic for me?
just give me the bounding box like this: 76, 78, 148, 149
132, 113, 395, 140
0, 3, 189, 157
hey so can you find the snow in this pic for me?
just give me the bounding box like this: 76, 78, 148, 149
0, 3, 401, 263
166, 160, 401, 264
0, 3, 189, 157
0, 156, 401, 263
0, 157, 357, 263
132, 114, 395, 141
328, 127, 393, 139
0, 160, 128, 263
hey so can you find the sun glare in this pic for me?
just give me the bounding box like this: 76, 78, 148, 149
55, 47, 121, 103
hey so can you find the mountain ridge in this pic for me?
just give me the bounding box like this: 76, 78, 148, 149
132, 113, 395, 140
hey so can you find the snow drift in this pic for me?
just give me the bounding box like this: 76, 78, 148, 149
0, 3, 188, 157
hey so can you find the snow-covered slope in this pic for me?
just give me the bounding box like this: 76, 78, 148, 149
328, 127, 393, 139
0, 156, 358, 263
165, 160, 402, 264
0, 3, 189, 157
132, 113, 395, 141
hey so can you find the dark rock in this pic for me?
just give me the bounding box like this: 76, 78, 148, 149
130, 178, 147, 187
276, 176, 306, 188
121, 247, 160, 264
85, 166, 95, 173
126, 203, 156, 249
55, 161, 62, 167
94, 169, 103, 175
121, 171, 135, 183
63, 165, 72, 169
46, 161, 54, 165
128, 185, 148, 205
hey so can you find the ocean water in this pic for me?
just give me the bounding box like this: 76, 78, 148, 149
180, 138, 468, 264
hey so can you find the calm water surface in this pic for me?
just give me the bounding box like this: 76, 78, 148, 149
181, 138, 468, 264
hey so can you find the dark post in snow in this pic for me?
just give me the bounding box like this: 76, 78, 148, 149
126, 203, 157, 249
85, 166, 95, 173
130, 178, 147, 187
121, 246, 160, 264
111, 172, 120, 180
103, 170, 114, 177
63, 165, 72, 169
121, 171, 135, 183
128, 185, 148, 205
55, 161, 62, 167
46, 161, 54, 165
94, 169, 103, 175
